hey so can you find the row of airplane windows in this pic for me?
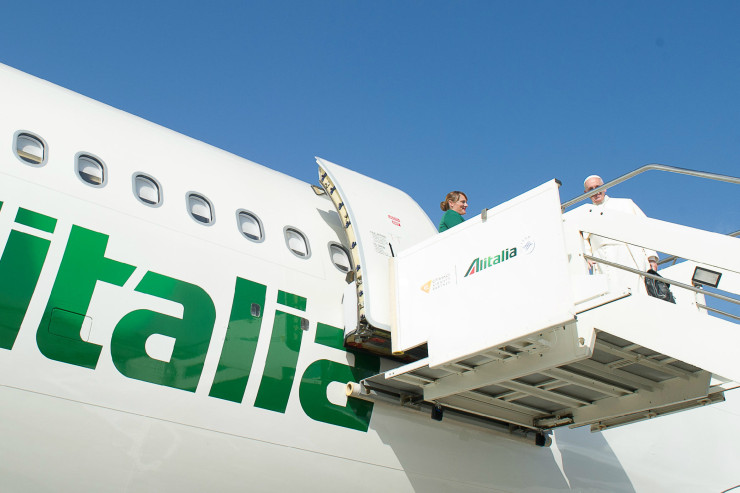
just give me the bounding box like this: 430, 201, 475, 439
12, 130, 352, 273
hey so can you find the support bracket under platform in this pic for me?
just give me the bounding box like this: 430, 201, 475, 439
353, 303, 731, 434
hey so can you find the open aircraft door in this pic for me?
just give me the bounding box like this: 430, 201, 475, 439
317, 157, 436, 357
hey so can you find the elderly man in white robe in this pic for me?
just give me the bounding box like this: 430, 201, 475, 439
582, 175, 659, 294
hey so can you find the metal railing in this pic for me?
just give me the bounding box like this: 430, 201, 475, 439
697, 304, 740, 323
659, 229, 740, 266
584, 255, 740, 310
566, 165, 740, 315
562, 163, 740, 211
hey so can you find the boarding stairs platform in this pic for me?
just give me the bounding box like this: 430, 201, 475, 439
318, 159, 740, 437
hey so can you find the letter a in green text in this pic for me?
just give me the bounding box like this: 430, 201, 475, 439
110, 271, 216, 392
299, 323, 379, 432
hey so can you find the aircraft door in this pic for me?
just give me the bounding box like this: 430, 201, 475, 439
317, 157, 436, 355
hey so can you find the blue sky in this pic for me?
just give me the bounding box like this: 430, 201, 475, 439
1, 1, 738, 234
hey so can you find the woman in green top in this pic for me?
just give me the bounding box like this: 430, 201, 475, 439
438, 191, 468, 232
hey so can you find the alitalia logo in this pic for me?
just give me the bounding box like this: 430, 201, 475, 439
464, 247, 517, 277
0, 199, 378, 434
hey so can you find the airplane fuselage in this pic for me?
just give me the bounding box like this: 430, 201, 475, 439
1, 63, 738, 492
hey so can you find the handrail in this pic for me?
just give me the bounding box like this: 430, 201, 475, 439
562, 164, 740, 211
658, 229, 740, 266
583, 254, 740, 308
697, 304, 740, 323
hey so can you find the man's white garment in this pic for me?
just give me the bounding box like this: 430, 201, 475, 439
585, 195, 658, 294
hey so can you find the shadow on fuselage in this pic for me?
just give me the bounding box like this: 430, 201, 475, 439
368, 403, 635, 492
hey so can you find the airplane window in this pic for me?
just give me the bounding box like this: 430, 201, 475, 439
236, 210, 264, 242
187, 193, 214, 225
14, 131, 47, 166
329, 243, 351, 273
133, 173, 162, 206
76, 153, 106, 187
284, 227, 310, 259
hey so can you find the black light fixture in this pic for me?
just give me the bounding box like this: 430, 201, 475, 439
691, 267, 722, 288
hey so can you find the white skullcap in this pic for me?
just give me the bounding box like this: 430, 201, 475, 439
583, 175, 603, 188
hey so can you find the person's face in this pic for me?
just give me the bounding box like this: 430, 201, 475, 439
584, 177, 606, 205
449, 195, 468, 215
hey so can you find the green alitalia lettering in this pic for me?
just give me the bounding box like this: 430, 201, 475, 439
254, 291, 307, 413
110, 271, 216, 392
0, 229, 52, 349
253, 311, 304, 412
209, 277, 267, 402
15, 208, 57, 234
299, 323, 379, 432
277, 290, 307, 310
464, 258, 479, 277
37, 225, 135, 369
464, 247, 517, 278
0, 209, 381, 431
313, 320, 345, 350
